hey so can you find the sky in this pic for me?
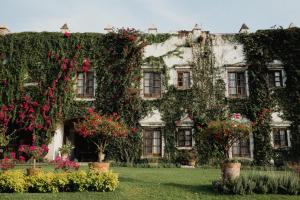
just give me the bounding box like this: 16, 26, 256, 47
1, 0, 299, 33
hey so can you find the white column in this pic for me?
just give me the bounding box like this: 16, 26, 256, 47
249, 132, 254, 159
161, 132, 165, 157
46, 123, 64, 160
287, 129, 291, 147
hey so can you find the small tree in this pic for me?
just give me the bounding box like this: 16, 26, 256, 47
74, 108, 129, 162
202, 119, 251, 161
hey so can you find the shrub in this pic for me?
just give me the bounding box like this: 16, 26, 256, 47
87, 171, 119, 192
213, 172, 300, 195
0, 170, 27, 193
0, 170, 119, 193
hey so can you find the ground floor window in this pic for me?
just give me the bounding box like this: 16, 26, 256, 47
232, 137, 250, 157
273, 128, 289, 149
177, 129, 192, 147
143, 129, 162, 157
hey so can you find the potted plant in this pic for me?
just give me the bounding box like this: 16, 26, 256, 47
59, 142, 74, 160
75, 108, 129, 171
203, 119, 251, 180
18, 144, 49, 175
187, 149, 197, 166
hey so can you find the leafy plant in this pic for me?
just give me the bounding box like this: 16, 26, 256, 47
202, 119, 251, 160
75, 108, 129, 162
59, 142, 74, 156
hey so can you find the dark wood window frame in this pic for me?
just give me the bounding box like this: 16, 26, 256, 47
177, 129, 192, 147
232, 137, 250, 157
268, 70, 283, 88
273, 128, 288, 149
76, 71, 95, 98
177, 70, 191, 89
228, 71, 246, 98
142, 129, 162, 157
143, 72, 161, 98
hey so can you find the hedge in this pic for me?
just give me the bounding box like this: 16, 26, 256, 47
0, 170, 119, 193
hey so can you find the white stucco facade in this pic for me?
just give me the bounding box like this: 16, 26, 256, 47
47, 27, 291, 160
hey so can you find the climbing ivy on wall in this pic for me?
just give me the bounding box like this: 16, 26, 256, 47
237, 28, 300, 164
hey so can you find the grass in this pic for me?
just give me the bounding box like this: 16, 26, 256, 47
1, 167, 299, 200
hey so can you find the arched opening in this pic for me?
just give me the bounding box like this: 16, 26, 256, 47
63, 119, 97, 162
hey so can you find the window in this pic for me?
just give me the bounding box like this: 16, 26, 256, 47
177, 71, 191, 89
273, 128, 288, 148
143, 129, 162, 157
228, 72, 246, 98
268, 71, 282, 87
232, 137, 250, 157
177, 129, 192, 147
143, 72, 161, 98
76, 71, 95, 98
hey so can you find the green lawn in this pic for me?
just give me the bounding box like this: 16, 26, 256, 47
1, 167, 299, 200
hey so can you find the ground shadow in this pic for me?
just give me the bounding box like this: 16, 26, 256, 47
163, 182, 216, 195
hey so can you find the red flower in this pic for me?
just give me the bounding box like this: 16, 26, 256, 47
76, 44, 81, 50
87, 107, 94, 114
29, 146, 36, 151
41, 104, 50, 112
10, 152, 16, 159
108, 117, 113, 122
131, 127, 137, 133
32, 101, 39, 107
82, 59, 90, 72
64, 32, 71, 38
19, 156, 25, 163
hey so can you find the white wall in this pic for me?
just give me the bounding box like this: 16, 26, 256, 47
46, 123, 64, 160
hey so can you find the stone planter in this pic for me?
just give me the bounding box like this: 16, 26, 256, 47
220, 162, 241, 180
26, 167, 40, 176
89, 162, 110, 172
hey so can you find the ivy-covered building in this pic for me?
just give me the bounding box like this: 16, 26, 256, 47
0, 24, 299, 164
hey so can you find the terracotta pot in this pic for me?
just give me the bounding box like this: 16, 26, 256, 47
220, 162, 241, 180
189, 160, 196, 167
61, 154, 69, 160
89, 162, 110, 172
26, 167, 40, 176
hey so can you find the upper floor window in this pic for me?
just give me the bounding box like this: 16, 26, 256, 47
76, 71, 95, 98
268, 70, 283, 88
232, 137, 250, 157
177, 129, 192, 147
273, 128, 288, 149
177, 71, 191, 89
143, 72, 161, 98
228, 72, 246, 98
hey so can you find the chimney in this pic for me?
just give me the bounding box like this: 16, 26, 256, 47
104, 24, 113, 33
60, 23, 70, 33
192, 24, 202, 36
239, 23, 249, 33
0, 25, 10, 36
148, 24, 157, 34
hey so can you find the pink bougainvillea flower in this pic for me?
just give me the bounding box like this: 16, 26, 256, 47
64, 32, 71, 38
32, 101, 39, 107
41, 104, 50, 112
19, 156, 25, 163
10, 152, 16, 159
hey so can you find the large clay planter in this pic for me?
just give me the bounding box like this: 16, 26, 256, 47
189, 160, 196, 167
220, 162, 241, 180
89, 162, 110, 172
26, 167, 40, 176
